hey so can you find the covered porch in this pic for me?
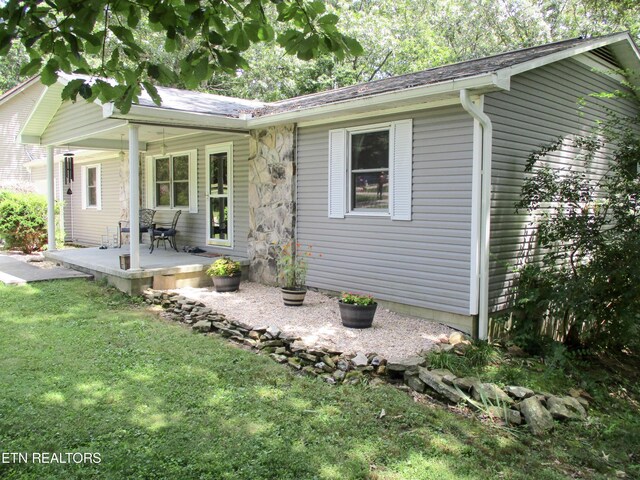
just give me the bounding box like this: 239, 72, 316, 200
19, 75, 256, 287
45, 245, 247, 295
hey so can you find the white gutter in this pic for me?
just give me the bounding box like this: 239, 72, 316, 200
460, 89, 492, 341
249, 73, 510, 128
103, 103, 248, 130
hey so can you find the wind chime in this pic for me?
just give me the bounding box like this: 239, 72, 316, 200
63, 152, 74, 194
63, 151, 75, 242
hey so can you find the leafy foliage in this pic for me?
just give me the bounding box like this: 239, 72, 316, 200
0, 0, 362, 112
206, 257, 241, 277
511, 111, 640, 352
201, 0, 640, 101
340, 292, 375, 306
277, 242, 316, 288
0, 191, 60, 253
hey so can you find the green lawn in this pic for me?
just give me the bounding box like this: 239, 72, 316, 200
0, 280, 636, 479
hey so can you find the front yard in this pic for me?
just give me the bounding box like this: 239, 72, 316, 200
0, 280, 637, 479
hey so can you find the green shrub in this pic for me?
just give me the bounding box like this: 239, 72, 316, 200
511, 109, 640, 353
0, 191, 59, 253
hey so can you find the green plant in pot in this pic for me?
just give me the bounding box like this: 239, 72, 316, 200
277, 242, 317, 306
339, 292, 377, 328
206, 257, 241, 293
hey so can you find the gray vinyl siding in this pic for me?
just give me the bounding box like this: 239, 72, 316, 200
0, 84, 47, 184
144, 132, 250, 259
485, 56, 639, 311
44, 156, 123, 246
29, 161, 65, 238
297, 106, 474, 316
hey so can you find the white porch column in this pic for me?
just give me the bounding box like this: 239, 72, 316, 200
46, 145, 56, 251
128, 124, 141, 270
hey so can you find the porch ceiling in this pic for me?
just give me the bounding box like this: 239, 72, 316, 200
61, 123, 207, 151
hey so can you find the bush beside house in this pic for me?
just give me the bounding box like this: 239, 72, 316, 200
0, 191, 60, 253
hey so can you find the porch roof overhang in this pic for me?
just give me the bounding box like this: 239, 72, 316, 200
18, 80, 251, 152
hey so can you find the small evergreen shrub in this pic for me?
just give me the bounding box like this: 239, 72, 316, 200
0, 191, 58, 253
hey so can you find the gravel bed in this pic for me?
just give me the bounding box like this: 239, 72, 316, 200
173, 282, 455, 362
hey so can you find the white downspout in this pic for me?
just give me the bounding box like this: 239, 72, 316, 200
460, 89, 492, 341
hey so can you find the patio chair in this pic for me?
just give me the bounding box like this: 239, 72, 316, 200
150, 210, 181, 253
118, 208, 156, 248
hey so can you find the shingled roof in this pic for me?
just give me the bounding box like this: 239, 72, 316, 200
251, 33, 625, 118
49, 32, 634, 122
136, 84, 264, 117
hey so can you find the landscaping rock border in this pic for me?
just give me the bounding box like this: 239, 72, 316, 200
143, 289, 388, 385
392, 331, 591, 435
143, 290, 590, 435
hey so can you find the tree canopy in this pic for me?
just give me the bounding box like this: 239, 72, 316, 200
0, 0, 362, 111
0, 0, 638, 105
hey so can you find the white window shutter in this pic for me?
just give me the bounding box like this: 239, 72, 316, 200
145, 155, 154, 209
328, 129, 346, 219
390, 119, 413, 221
80, 166, 87, 210
188, 149, 198, 213
95, 165, 102, 211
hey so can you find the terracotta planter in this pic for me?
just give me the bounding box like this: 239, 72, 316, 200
339, 301, 377, 329
281, 287, 307, 306
212, 274, 241, 292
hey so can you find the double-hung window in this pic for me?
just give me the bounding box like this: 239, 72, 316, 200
350, 128, 390, 211
328, 119, 412, 220
81, 164, 101, 210
147, 150, 198, 213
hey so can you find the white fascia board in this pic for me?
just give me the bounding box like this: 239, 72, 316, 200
494, 32, 633, 82
18, 82, 64, 141
248, 73, 509, 128
297, 98, 460, 128
18, 134, 43, 145
103, 103, 249, 131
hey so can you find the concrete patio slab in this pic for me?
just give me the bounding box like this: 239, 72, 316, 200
44, 246, 248, 295
0, 253, 92, 285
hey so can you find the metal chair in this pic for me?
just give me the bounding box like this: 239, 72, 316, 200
118, 209, 156, 247
150, 210, 181, 253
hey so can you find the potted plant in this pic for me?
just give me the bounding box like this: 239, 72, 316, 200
339, 292, 377, 328
277, 242, 315, 306
206, 257, 241, 292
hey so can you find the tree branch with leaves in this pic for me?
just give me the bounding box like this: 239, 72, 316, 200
0, 0, 362, 112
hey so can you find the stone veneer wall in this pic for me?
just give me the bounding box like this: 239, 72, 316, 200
247, 124, 296, 284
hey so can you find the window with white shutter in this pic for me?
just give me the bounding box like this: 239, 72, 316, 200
328, 119, 412, 220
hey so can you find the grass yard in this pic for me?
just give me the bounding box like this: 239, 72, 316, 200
0, 280, 637, 479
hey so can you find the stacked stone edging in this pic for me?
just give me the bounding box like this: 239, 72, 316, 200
142, 290, 590, 435
388, 332, 591, 435
142, 289, 388, 385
